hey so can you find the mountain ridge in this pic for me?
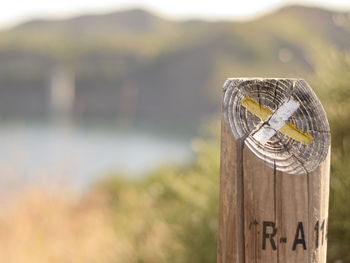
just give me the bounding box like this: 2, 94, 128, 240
11, 5, 350, 30
13, 8, 170, 34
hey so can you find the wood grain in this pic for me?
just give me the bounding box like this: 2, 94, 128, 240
218, 110, 244, 263
223, 78, 330, 175
218, 78, 331, 263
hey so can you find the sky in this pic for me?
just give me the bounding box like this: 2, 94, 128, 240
0, 0, 350, 29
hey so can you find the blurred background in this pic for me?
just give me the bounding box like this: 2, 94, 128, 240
0, 0, 349, 262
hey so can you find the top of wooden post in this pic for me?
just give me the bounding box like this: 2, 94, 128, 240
222, 78, 330, 174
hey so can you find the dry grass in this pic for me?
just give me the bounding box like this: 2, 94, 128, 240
0, 181, 180, 263
0, 188, 124, 263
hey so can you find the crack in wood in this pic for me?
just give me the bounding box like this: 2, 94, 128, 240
224, 78, 330, 174
219, 78, 331, 263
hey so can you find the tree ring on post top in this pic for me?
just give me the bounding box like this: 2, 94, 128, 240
223, 78, 330, 175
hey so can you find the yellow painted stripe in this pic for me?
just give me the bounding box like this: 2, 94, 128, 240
280, 123, 313, 145
241, 97, 313, 145
241, 97, 272, 121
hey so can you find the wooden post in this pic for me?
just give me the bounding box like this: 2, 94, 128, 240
218, 78, 331, 263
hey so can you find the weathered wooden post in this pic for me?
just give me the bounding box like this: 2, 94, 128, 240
218, 78, 331, 263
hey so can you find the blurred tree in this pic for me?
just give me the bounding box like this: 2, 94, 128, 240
313, 49, 350, 263
93, 123, 220, 263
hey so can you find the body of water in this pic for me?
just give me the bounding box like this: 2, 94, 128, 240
0, 122, 193, 191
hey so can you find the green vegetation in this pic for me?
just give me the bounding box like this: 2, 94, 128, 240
313, 51, 350, 262
91, 126, 220, 263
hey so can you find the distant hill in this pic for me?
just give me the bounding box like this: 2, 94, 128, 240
0, 5, 349, 129
14, 9, 172, 34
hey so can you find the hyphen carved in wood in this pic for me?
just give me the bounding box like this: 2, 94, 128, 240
218, 78, 330, 263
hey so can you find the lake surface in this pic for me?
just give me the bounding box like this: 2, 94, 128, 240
0, 122, 194, 191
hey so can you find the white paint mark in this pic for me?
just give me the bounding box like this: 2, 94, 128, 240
252, 126, 276, 144
252, 98, 300, 144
